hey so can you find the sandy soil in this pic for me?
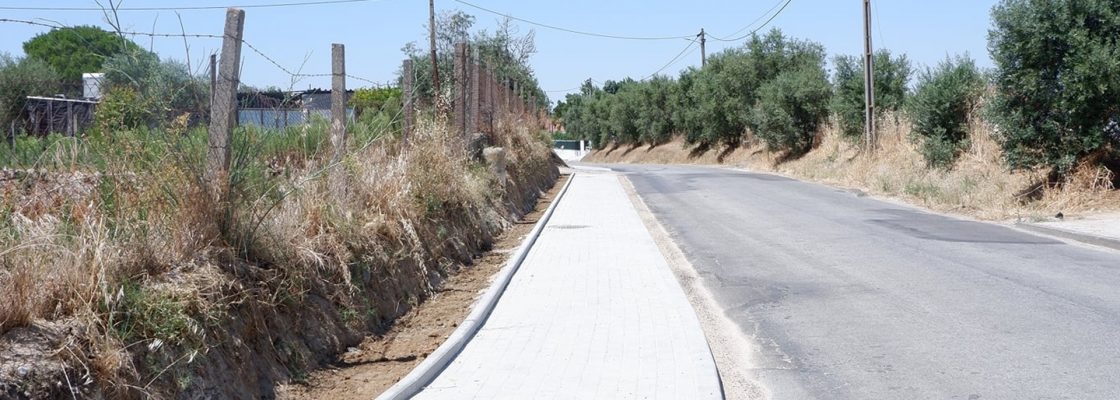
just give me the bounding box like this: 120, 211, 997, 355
277, 174, 569, 400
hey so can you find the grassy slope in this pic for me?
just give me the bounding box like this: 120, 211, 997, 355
0, 116, 558, 399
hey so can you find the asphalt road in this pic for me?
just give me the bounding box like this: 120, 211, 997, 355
607, 163, 1120, 400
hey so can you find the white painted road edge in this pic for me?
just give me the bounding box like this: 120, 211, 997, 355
377, 174, 576, 400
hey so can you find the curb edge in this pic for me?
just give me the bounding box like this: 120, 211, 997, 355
377, 173, 577, 400
1015, 222, 1120, 252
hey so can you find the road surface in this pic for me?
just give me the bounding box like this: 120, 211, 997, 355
610, 163, 1120, 400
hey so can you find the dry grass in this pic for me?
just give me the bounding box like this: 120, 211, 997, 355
586, 114, 1120, 221
0, 113, 558, 398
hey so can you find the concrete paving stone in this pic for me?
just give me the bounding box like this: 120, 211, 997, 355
413, 173, 722, 400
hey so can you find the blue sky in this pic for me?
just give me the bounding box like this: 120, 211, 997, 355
0, 0, 999, 103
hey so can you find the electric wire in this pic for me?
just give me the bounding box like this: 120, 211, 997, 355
451, 0, 694, 41
0, 0, 376, 12
708, 0, 793, 43
708, 0, 787, 42
0, 18, 384, 87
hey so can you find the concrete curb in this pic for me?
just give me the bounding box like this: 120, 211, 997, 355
377, 174, 576, 400
1015, 223, 1120, 252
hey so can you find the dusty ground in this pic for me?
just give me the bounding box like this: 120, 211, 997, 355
277, 174, 569, 400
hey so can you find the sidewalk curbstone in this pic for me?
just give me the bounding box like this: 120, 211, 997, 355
377, 174, 576, 400
1015, 223, 1120, 252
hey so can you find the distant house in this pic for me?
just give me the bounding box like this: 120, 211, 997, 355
236, 88, 354, 129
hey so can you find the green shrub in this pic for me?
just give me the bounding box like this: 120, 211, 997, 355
831, 50, 912, 140
989, 0, 1120, 173
101, 49, 208, 128
22, 26, 144, 83
908, 55, 985, 168
0, 53, 62, 134
752, 66, 832, 154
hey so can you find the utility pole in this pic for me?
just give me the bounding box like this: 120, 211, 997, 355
429, 0, 440, 96
863, 0, 876, 150
699, 28, 707, 68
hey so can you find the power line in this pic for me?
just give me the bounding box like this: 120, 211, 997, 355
0, 0, 375, 12
0, 18, 384, 87
451, 0, 693, 41
709, 0, 793, 43
708, 0, 787, 41
642, 40, 696, 80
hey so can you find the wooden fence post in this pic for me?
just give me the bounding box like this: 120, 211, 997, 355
402, 59, 414, 143
330, 43, 347, 196
206, 8, 245, 205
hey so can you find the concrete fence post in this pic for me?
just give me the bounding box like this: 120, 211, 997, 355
468, 54, 480, 135
402, 58, 414, 143
453, 42, 468, 139
209, 54, 217, 116
329, 43, 347, 196
206, 8, 245, 205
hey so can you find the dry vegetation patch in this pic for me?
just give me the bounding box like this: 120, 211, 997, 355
0, 116, 559, 398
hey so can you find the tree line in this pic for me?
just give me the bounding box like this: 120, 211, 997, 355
555, 0, 1120, 174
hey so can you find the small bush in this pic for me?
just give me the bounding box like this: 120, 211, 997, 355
831, 50, 912, 140
752, 66, 832, 154
0, 53, 62, 133
989, 0, 1120, 173
907, 55, 984, 168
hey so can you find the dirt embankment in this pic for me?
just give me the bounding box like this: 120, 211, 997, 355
586, 118, 1120, 221
0, 119, 561, 399
277, 174, 568, 399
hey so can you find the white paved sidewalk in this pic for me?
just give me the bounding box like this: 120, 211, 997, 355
413, 173, 722, 400
1033, 212, 1120, 241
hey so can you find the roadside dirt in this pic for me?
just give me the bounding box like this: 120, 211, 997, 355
277, 174, 570, 400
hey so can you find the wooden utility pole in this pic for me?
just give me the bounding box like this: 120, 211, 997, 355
206, 8, 245, 204
699, 29, 707, 68
429, 0, 440, 96
863, 0, 876, 150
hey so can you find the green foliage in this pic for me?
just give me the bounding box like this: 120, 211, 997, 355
908, 55, 985, 169
0, 53, 62, 133
95, 86, 158, 133
99, 49, 208, 129
989, 0, 1120, 173
752, 66, 832, 154
22, 25, 143, 82
403, 13, 547, 110
635, 76, 675, 145
111, 282, 201, 347
558, 29, 831, 154
831, 50, 913, 140
349, 87, 402, 117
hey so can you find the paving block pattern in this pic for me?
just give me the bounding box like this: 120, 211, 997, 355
414, 173, 722, 400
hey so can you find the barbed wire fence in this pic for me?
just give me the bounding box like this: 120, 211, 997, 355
1, 7, 545, 219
